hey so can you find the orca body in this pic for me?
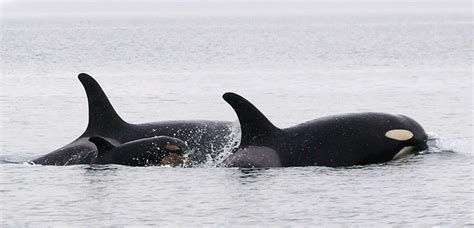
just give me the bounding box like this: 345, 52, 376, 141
222, 92, 428, 167
89, 136, 187, 166
29, 74, 233, 165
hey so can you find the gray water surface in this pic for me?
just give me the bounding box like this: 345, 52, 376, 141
1, 0, 473, 226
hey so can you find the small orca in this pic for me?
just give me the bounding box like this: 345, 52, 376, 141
29, 73, 233, 165
222, 92, 428, 167
89, 136, 187, 166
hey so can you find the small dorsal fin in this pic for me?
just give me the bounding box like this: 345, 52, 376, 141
78, 73, 128, 135
88, 136, 115, 157
223, 92, 279, 147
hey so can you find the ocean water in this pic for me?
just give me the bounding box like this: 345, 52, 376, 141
1, 1, 473, 226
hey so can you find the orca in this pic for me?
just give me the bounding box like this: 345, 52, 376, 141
89, 136, 187, 166
29, 73, 233, 165
222, 92, 428, 167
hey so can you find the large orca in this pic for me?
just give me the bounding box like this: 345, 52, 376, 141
89, 135, 187, 166
29, 73, 233, 165
222, 92, 428, 167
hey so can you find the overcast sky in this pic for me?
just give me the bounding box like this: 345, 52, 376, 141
1, 0, 471, 18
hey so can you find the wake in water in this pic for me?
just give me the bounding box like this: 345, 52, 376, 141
0, 159, 21, 165
423, 132, 468, 154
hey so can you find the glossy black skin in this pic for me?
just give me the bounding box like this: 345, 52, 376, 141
90, 136, 187, 166
29, 73, 232, 165
223, 92, 428, 167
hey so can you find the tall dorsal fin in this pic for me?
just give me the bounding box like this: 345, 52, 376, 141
88, 136, 116, 157
78, 73, 128, 135
223, 92, 279, 147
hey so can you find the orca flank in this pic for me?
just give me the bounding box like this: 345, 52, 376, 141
223, 92, 428, 167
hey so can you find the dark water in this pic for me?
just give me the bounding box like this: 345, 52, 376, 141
1, 0, 473, 226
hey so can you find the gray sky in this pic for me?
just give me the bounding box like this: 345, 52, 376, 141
1, 0, 471, 18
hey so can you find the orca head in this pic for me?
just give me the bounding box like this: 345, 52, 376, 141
384, 115, 428, 160
153, 136, 188, 166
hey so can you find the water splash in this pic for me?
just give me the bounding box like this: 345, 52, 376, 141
423, 132, 469, 155
208, 120, 241, 167
187, 120, 241, 168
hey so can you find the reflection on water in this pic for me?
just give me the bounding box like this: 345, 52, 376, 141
237, 168, 271, 178
83, 165, 120, 173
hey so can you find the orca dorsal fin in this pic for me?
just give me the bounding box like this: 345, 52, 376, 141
88, 136, 116, 157
78, 73, 128, 135
223, 92, 279, 147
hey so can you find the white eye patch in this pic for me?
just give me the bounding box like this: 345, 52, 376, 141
385, 129, 413, 141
